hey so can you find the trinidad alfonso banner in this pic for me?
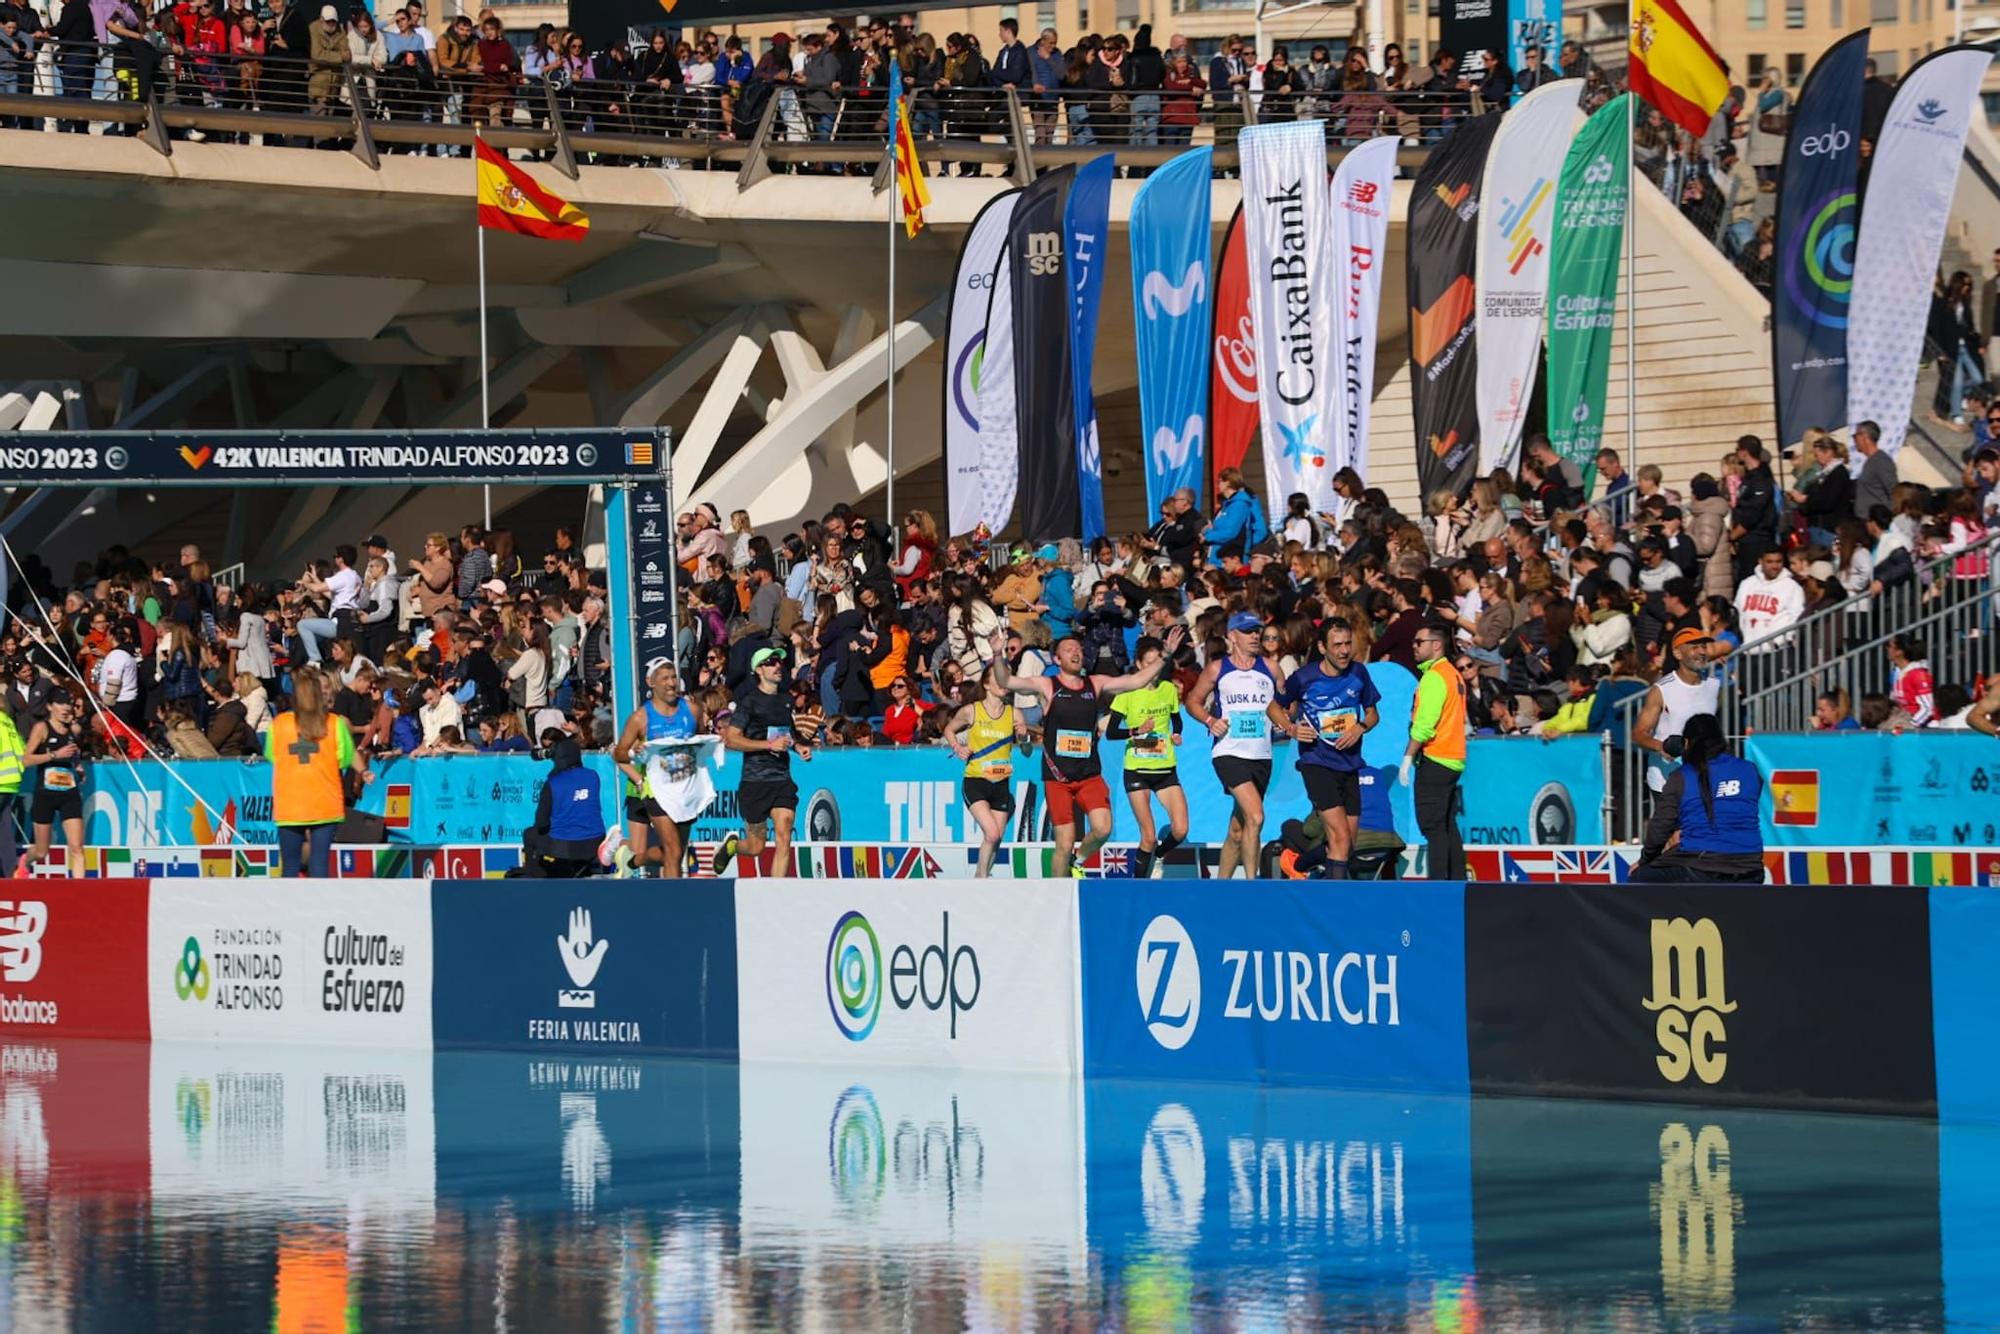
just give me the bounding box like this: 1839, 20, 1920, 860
1475, 80, 1581, 473
1409, 113, 1502, 499
1545, 93, 1630, 485
976, 237, 1020, 534
1772, 31, 1867, 455
1240, 120, 1340, 519
945, 189, 1021, 537
1209, 205, 1258, 502
1066, 155, 1115, 545
1330, 136, 1399, 489
1848, 46, 1993, 458
1010, 164, 1080, 541
1130, 146, 1214, 516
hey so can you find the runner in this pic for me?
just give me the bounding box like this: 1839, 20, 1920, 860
1633, 626, 1722, 797
715, 647, 810, 875
1280, 617, 1380, 880
947, 630, 1027, 878
998, 625, 1184, 878
1187, 612, 1291, 879
612, 662, 713, 878
20, 692, 84, 877
1107, 635, 1187, 880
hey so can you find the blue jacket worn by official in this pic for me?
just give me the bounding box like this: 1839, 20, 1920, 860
1635, 715, 1764, 883
526, 737, 607, 874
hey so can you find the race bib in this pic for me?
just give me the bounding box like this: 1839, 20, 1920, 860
1226, 709, 1265, 741
42, 768, 74, 791
1317, 708, 1357, 743
979, 761, 1013, 780
1130, 734, 1166, 757
1055, 728, 1094, 758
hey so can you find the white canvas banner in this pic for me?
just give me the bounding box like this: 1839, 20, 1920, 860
1240, 119, 1341, 519
976, 241, 1020, 533
1474, 81, 1583, 472
946, 191, 1021, 536
1848, 47, 1994, 457
1331, 135, 1403, 490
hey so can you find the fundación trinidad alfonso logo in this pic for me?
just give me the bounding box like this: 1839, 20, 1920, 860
174, 935, 210, 1002
827, 911, 883, 1041
1136, 914, 1200, 1050
1643, 917, 1735, 1085
557, 908, 609, 1010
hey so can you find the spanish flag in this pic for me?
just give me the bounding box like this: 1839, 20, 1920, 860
475, 137, 590, 242
888, 59, 931, 238
1629, 0, 1730, 138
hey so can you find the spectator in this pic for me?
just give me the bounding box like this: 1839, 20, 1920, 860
1887, 633, 1936, 727
1851, 420, 1899, 525
1734, 547, 1804, 646
1727, 436, 1780, 581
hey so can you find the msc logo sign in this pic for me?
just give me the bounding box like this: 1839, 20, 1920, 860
1023, 231, 1062, 277
1136, 915, 1200, 1049
1642, 917, 1736, 1085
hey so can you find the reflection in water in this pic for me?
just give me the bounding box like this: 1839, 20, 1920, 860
0, 1039, 1980, 1328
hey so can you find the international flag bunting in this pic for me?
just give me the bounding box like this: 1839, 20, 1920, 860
1628, 0, 1730, 138
475, 137, 590, 242
888, 60, 931, 238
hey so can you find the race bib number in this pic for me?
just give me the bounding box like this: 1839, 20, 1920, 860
1226, 709, 1265, 741
41, 768, 74, 791
979, 761, 1013, 780
1055, 729, 1094, 758
1317, 708, 1357, 742
1130, 734, 1166, 757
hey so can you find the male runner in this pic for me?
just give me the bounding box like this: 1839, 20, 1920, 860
947, 630, 1028, 878
716, 647, 809, 874
1107, 635, 1187, 879
1633, 626, 1721, 797
998, 625, 1184, 878
1187, 611, 1291, 879
1280, 617, 1380, 879
612, 661, 712, 877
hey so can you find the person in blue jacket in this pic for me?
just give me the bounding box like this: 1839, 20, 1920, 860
522, 731, 608, 877
1037, 545, 1076, 640
1631, 713, 1764, 883
1203, 466, 1269, 564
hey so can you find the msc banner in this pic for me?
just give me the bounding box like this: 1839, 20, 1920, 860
0, 880, 149, 1041
1745, 731, 2000, 847
431, 878, 739, 1056
1465, 883, 1937, 1112
1081, 881, 1468, 1092
734, 879, 1081, 1073
148, 880, 432, 1046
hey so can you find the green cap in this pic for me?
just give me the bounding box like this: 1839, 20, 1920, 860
751, 647, 785, 669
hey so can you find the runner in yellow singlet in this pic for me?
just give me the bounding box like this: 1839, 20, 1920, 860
1107, 636, 1187, 879
947, 638, 1028, 879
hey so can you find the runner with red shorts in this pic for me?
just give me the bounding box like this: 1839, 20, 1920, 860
998, 626, 1184, 878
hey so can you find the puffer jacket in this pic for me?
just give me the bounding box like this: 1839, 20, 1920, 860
1687, 495, 1736, 601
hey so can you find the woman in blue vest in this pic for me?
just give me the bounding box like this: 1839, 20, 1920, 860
522, 732, 607, 877
1631, 713, 1764, 883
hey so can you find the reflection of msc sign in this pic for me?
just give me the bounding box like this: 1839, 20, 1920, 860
825, 911, 982, 1042
1136, 913, 1400, 1052
1650, 1123, 1739, 1310
1642, 917, 1735, 1085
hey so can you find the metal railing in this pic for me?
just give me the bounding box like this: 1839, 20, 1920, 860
1610, 528, 2000, 840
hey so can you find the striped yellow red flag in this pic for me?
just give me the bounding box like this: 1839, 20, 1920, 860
889, 60, 931, 238
1629, 0, 1730, 138
475, 137, 590, 242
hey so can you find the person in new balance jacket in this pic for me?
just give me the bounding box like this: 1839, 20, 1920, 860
1632, 712, 1764, 882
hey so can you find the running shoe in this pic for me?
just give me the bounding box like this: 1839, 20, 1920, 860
710, 832, 740, 876
599, 828, 626, 870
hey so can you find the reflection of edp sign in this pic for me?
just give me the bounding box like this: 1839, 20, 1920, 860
148, 881, 433, 1046
734, 880, 1081, 1073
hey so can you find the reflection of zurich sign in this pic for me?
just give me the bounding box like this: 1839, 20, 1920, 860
1136, 914, 1200, 1050
1140, 1102, 1205, 1241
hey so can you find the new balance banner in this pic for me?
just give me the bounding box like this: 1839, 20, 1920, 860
1464, 882, 1937, 1112
1409, 113, 1502, 498
945, 189, 1021, 537
977, 240, 1020, 533
1331, 136, 1399, 489
1773, 31, 1868, 454
1441, 0, 1508, 75
628, 481, 672, 675
1010, 164, 1080, 542
1066, 155, 1115, 545
1848, 47, 1993, 458
1209, 204, 1258, 501
0, 881, 149, 1041
1131, 146, 1214, 516
1475, 81, 1581, 472
1545, 93, 1630, 488
1240, 120, 1340, 521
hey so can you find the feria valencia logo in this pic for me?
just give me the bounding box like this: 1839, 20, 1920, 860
558, 907, 609, 1010
826, 910, 981, 1042
1136, 912, 1402, 1050
1643, 916, 1735, 1085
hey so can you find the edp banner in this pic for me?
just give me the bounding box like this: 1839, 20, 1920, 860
945, 190, 1021, 535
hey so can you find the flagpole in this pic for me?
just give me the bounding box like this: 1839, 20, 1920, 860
1624, 88, 1637, 474
477, 128, 492, 530
885, 133, 898, 534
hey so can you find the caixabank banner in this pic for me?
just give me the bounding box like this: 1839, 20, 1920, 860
0, 880, 150, 1041
734, 879, 1081, 1073
1080, 881, 1468, 1092
431, 879, 738, 1056
148, 881, 432, 1046
1465, 884, 1937, 1112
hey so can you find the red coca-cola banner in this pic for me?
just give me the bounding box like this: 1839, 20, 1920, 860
1208, 204, 1259, 500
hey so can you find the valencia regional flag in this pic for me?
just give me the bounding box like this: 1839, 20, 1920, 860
475, 137, 590, 241
888, 59, 931, 238
1628, 0, 1730, 138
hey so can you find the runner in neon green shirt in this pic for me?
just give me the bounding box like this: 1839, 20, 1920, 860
1108, 636, 1187, 879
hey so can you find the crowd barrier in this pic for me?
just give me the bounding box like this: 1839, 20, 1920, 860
5, 876, 2000, 1122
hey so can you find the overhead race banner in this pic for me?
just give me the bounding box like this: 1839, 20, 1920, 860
976, 238, 1021, 534
1409, 113, 1502, 498
1545, 92, 1630, 488
1475, 81, 1581, 472
1066, 154, 1116, 545
0, 429, 668, 486
945, 189, 1021, 537
1131, 146, 1214, 515
628, 482, 673, 676
1772, 30, 1868, 454
1240, 119, 1340, 520
1508, 0, 1561, 77
1847, 45, 1994, 457
1331, 136, 1400, 490
1010, 164, 1081, 541
1209, 204, 1259, 499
